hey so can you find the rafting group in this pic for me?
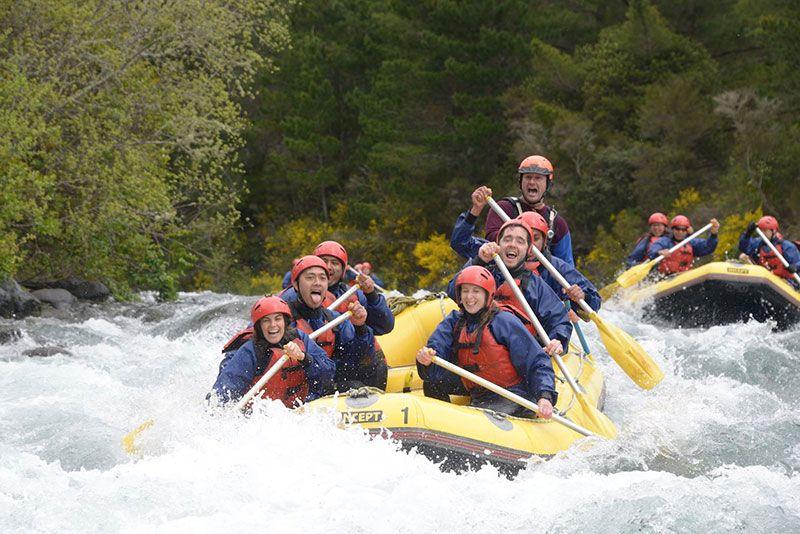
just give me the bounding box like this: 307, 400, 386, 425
127, 154, 799, 472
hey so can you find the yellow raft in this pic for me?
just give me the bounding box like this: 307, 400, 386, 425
308, 295, 607, 475
625, 261, 800, 329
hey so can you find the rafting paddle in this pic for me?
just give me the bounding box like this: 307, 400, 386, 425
122, 307, 354, 455
487, 197, 663, 390
347, 266, 386, 293
491, 255, 617, 438
430, 356, 595, 438
755, 227, 800, 288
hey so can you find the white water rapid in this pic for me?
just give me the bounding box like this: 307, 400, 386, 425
2, 292, 799, 532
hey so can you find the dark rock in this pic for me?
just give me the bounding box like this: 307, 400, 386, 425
0, 327, 22, 343
22, 277, 110, 302
0, 279, 42, 319
23, 346, 73, 357
31, 288, 77, 309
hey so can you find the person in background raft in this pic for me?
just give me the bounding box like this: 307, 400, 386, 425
739, 216, 800, 287
210, 296, 335, 407
483, 155, 574, 266
648, 215, 719, 275
281, 258, 300, 290
282, 255, 377, 391
625, 213, 669, 268
450, 189, 600, 315
448, 218, 573, 354
416, 265, 556, 418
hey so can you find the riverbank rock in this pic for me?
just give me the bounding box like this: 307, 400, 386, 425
23, 346, 73, 358
23, 277, 110, 302
31, 288, 77, 310
0, 279, 42, 319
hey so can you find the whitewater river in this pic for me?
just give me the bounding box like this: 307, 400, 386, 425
1, 291, 799, 532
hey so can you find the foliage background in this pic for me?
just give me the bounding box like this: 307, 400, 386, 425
2, 0, 798, 296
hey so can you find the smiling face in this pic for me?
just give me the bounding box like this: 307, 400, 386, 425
671, 225, 689, 241
295, 266, 329, 308
650, 223, 666, 237
519, 173, 548, 205
498, 225, 530, 269
459, 284, 487, 314
259, 313, 286, 344
320, 255, 343, 285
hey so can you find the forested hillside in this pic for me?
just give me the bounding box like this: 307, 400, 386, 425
3, 0, 798, 296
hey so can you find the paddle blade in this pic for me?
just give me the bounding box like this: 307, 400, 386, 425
616, 259, 657, 289
590, 312, 664, 389
122, 419, 154, 455
599, 281, 620, 301
571, 395, 618, 439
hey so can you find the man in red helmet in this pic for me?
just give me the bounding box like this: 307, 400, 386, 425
648, 215, 719, 274
416, 265, 556, 418
625, 213, 669, 268
480, 155, 574, 266
210, 296, 335, 406
739, 216, 800, 286
448, 218, 573, 354
282, 255, 377, 390
358, 261, 385, 288
450, 207, 601, 313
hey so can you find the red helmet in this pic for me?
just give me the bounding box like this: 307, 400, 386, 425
757, 216, 779, 232
648, 212, 668, 226
455, 266, 496, 308
291, 255, 329, 285
361, 261, 372, 270
518, 155, 554, 180
497, 218, 533, 245
670, 215, 691, 229
314, 240, 348, 268
517, 212, 549, 239
251, 295, 292, 325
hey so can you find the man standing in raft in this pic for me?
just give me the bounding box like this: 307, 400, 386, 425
210, 296, 335, 406
648, 215, 719, 275
483, 155, 574, 266
625, 212, 669, 268
416, 265, 556, 418
739, 216, 800, 287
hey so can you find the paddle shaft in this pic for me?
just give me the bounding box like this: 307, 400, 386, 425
234, 311, 353, 412
348, 266, 385, 293
431, 356, 593, 438
327, 283, 361, 310
756, 227, 800, 286
491, 255, 584, 398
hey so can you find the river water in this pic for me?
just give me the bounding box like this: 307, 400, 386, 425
1, 291, 799, 532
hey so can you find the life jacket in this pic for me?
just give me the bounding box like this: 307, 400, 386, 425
222, 326, 255, 354
453, 311, 522, 393
658, 242, 694, 274
286, 300, 338, 358
758, 241, 792, 279
524, 260, 540, 276
503, 197, 558, 241
633, 233, 662, 262
250, 339, 308, 408
491, 271, 541, 340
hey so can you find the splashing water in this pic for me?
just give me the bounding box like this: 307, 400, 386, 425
1, 292, 799, 532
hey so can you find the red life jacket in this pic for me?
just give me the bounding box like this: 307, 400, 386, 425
658, 242, 694, 274
222, 326, 254, 353
285, 299, 338, 358
492, 273, 540, 338
758, 241, 792, 279
250, 339, 309, 408
644, 235, 661, 259
454, 316, 522, 392
524, 260, 540, 276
